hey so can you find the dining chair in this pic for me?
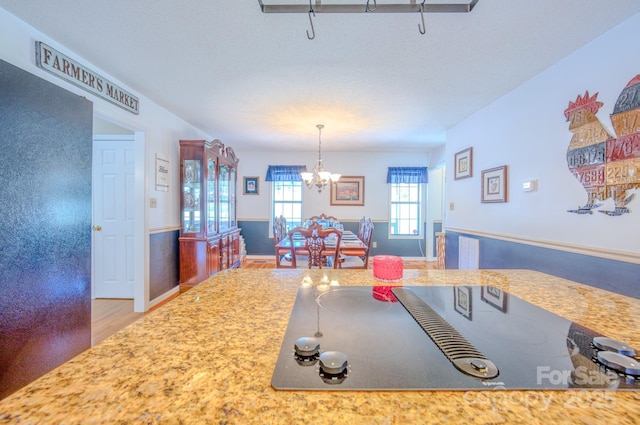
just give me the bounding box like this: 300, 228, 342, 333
357, 216, 367, 240
273, 215, 294, 268
287, 222, 342, 269
308, 213, 339, 228
339, 219, 374, 269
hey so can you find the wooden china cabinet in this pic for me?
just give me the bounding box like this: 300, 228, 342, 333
179, 139, 241, 291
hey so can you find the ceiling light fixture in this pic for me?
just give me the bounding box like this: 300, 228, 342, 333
300, 124, 341, 193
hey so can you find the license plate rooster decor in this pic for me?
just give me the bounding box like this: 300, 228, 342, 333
564, 74, 640, 216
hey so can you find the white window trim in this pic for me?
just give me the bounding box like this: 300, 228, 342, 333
270, 180, 303, 238
388, 182, 424, 239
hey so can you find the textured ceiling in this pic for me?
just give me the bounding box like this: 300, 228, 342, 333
1, 0, 639, 152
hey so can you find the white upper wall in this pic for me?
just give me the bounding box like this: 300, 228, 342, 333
1, 7, 437, 230
445, 12, 640, 254
0, 8, 210, 231
236, 150, 431, 222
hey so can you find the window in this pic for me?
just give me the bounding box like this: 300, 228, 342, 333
389, 183, 422, 237
387, 167, 427, 238
272, 181, 303, 230
265, 165, 307, 234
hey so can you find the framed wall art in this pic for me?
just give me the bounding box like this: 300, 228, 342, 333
243, 176, 259, 195
481, 286, 507, 313
453, 286, 472, 320
330, 176, 364, 206
454, 147, 473, 180
155, 155, 169, 192
481, 165, 508, 203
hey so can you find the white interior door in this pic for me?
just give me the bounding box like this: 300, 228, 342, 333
92, 136, 136, 298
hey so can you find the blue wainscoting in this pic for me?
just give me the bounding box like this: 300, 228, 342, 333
239, 220, 272, 255
149, 230, 180, 299
238, 220, 427, 258
445, 231, 639, 299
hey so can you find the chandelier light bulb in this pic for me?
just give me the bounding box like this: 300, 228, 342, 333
301, 124, 340, 193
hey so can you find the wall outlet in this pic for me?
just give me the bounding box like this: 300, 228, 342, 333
372, 241, 377, 248
150, 198, 157, 208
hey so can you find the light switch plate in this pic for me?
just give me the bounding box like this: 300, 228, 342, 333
522, 180, 537, 192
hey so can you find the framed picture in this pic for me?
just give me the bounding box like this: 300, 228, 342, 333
330, 176, 364, 206
155, 155, 169, 192
454, 147, 473, 180
453, 286, 472, 320
243, 176, 259, 195
481, 286, 507, 313
481, 165, 508, 203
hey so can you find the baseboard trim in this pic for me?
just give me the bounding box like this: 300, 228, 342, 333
149, 286, 180, 311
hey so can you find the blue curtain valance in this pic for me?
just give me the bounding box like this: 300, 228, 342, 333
265, 165, 308, 182
386, 167, 428, 184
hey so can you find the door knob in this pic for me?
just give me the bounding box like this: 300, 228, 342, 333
92, 225, 102, 231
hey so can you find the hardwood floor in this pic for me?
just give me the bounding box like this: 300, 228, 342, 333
91, 294, 176, 346
91, 257, 435, 345
91, 298, 143, 346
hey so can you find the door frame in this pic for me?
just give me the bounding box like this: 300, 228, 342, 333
132, 130, 148, 313
92, 116, 148, 312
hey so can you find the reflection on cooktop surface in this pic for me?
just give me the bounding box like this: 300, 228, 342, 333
271, 285, 640, 391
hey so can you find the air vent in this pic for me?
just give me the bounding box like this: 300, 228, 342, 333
392, 287, 499, 379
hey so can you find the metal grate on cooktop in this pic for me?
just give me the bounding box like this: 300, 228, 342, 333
392, 287, 499, 379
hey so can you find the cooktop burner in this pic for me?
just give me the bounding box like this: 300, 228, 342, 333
271, 285, 640, 391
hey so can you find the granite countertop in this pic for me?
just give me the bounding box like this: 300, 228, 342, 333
1, 269, 639, 424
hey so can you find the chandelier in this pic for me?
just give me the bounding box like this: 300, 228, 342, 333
300, 124, 341, 193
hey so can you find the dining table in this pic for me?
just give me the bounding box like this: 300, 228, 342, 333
276, 229, 367, 258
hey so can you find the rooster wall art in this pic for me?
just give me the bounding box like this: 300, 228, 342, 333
564, 74, 640, 216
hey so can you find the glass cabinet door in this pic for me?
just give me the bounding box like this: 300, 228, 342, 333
182, 159, 201, 233
219, 164, 230, 231
206, 158, 217, 233
229, 167, 236, 228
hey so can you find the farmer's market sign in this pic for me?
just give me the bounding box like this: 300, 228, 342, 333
35, 41, 139, 114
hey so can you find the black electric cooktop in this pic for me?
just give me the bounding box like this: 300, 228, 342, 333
271, 285, 640, 391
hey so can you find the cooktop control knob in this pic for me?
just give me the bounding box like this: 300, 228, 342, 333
319, 351, 348, 375
597, 351, 640, 377
593, 337, 636, 357
294, 337, 320, 358
294, 337, 320, 366
453, 357, 499, 379
470, 359, 488, 372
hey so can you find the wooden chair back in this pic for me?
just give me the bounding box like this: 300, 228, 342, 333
288, 222, 342, 269
360, 219, 375, 267
273, 215, 287, 242
308, 213, 339, 228
340, 218, 374, 269
273, 215, 293, 268
357, 216, 367, 240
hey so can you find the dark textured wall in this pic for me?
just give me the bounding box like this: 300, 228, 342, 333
0, 60, 93, 399
445, 231, 639, 299
149, 230, 180, 299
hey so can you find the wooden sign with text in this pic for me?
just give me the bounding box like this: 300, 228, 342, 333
35, 41, 139, 114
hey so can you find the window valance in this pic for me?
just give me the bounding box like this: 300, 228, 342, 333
386, 167, 428, 184
265, 165, 308, 181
